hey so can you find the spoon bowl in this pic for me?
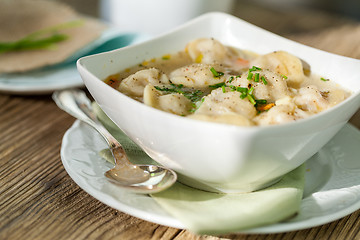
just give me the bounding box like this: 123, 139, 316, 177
52, 89, 177, 194
105, 164, 177, 193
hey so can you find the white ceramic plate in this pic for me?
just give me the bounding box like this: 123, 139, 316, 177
0, 28, 148, 95
61, 121, 360, 234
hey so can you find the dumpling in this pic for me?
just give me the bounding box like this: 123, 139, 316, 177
185, 38, 252, 71
169, 63, 227, 89
251, 51, 306, 87
143, 84, 193, 116
293, 85, 330, 113
195, 88, 257, 119
254, 96, 298, 125
226, 69, 290, 102
185, 38, 228, 65
118, 68, 169, 98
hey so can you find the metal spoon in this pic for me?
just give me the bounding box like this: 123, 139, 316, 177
53, 89, 177, 194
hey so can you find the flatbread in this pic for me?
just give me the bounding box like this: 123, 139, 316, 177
0, 0, 107, 73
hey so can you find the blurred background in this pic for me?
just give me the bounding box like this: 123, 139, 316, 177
57, 0, 360, 36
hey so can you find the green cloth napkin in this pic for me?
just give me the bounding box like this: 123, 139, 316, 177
93, 102, 305, 235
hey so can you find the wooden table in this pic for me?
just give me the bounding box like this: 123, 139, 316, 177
1, 4, 360, 240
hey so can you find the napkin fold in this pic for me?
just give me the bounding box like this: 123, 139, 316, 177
93, 102, 305, 235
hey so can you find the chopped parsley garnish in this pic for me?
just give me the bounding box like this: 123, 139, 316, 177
247, 71, 253, 80
236, 87, 248, 93
0, 20, 83, 54
229, 85, 236, 91
209, 82, 226, 89
207, 77, 264, 105
248, 86, 254, 95
281, 74, 288, 79
246, 66, 270, 86
154, 82, 203, 102
254, 73, 260, 82
320, 77, 329, 81
247, 95, 256, 105
249, 66, 262, 72
236, 87, 248, 99
210, 67, 224, 78
255, 99, 267, 104
189, 97, 205, 113
261, 76, 268, 85
246, 87, 256, 104
240, 92, 247, 99
153, 65, 279, 114
205, 66, 275, 107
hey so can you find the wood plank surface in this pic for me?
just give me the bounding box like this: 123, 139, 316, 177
1, 2, 360, 240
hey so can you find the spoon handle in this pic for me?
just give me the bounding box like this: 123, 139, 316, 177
53, 89, 128, 162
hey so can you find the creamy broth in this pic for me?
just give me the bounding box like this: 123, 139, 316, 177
104, 38, 350, 126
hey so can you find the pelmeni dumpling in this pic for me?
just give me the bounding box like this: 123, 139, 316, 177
226, 69, 290, 102
195, 88, 257, 119
251, 51, 306, 87
254, 96, 297, 125
169, 63, 227, 89
185, 38, 251, 70
293, 85, 330, 113
185, 38, 228, 65
144, 84, 193, 116
118, 68, 169, 98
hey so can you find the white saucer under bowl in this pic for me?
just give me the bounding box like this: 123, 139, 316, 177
60, 121, 360, 233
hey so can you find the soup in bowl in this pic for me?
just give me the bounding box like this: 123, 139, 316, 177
77, 12, 360, 193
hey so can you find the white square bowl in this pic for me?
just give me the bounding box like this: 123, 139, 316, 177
77, 12, 360, 193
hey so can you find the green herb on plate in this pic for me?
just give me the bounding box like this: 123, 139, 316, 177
0, 20, 83, 54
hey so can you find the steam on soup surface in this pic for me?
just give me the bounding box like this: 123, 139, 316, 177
104, 38, 350, 126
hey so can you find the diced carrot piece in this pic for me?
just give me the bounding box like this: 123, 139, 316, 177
257, 103, 275, 112
236, 57, 250, 66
